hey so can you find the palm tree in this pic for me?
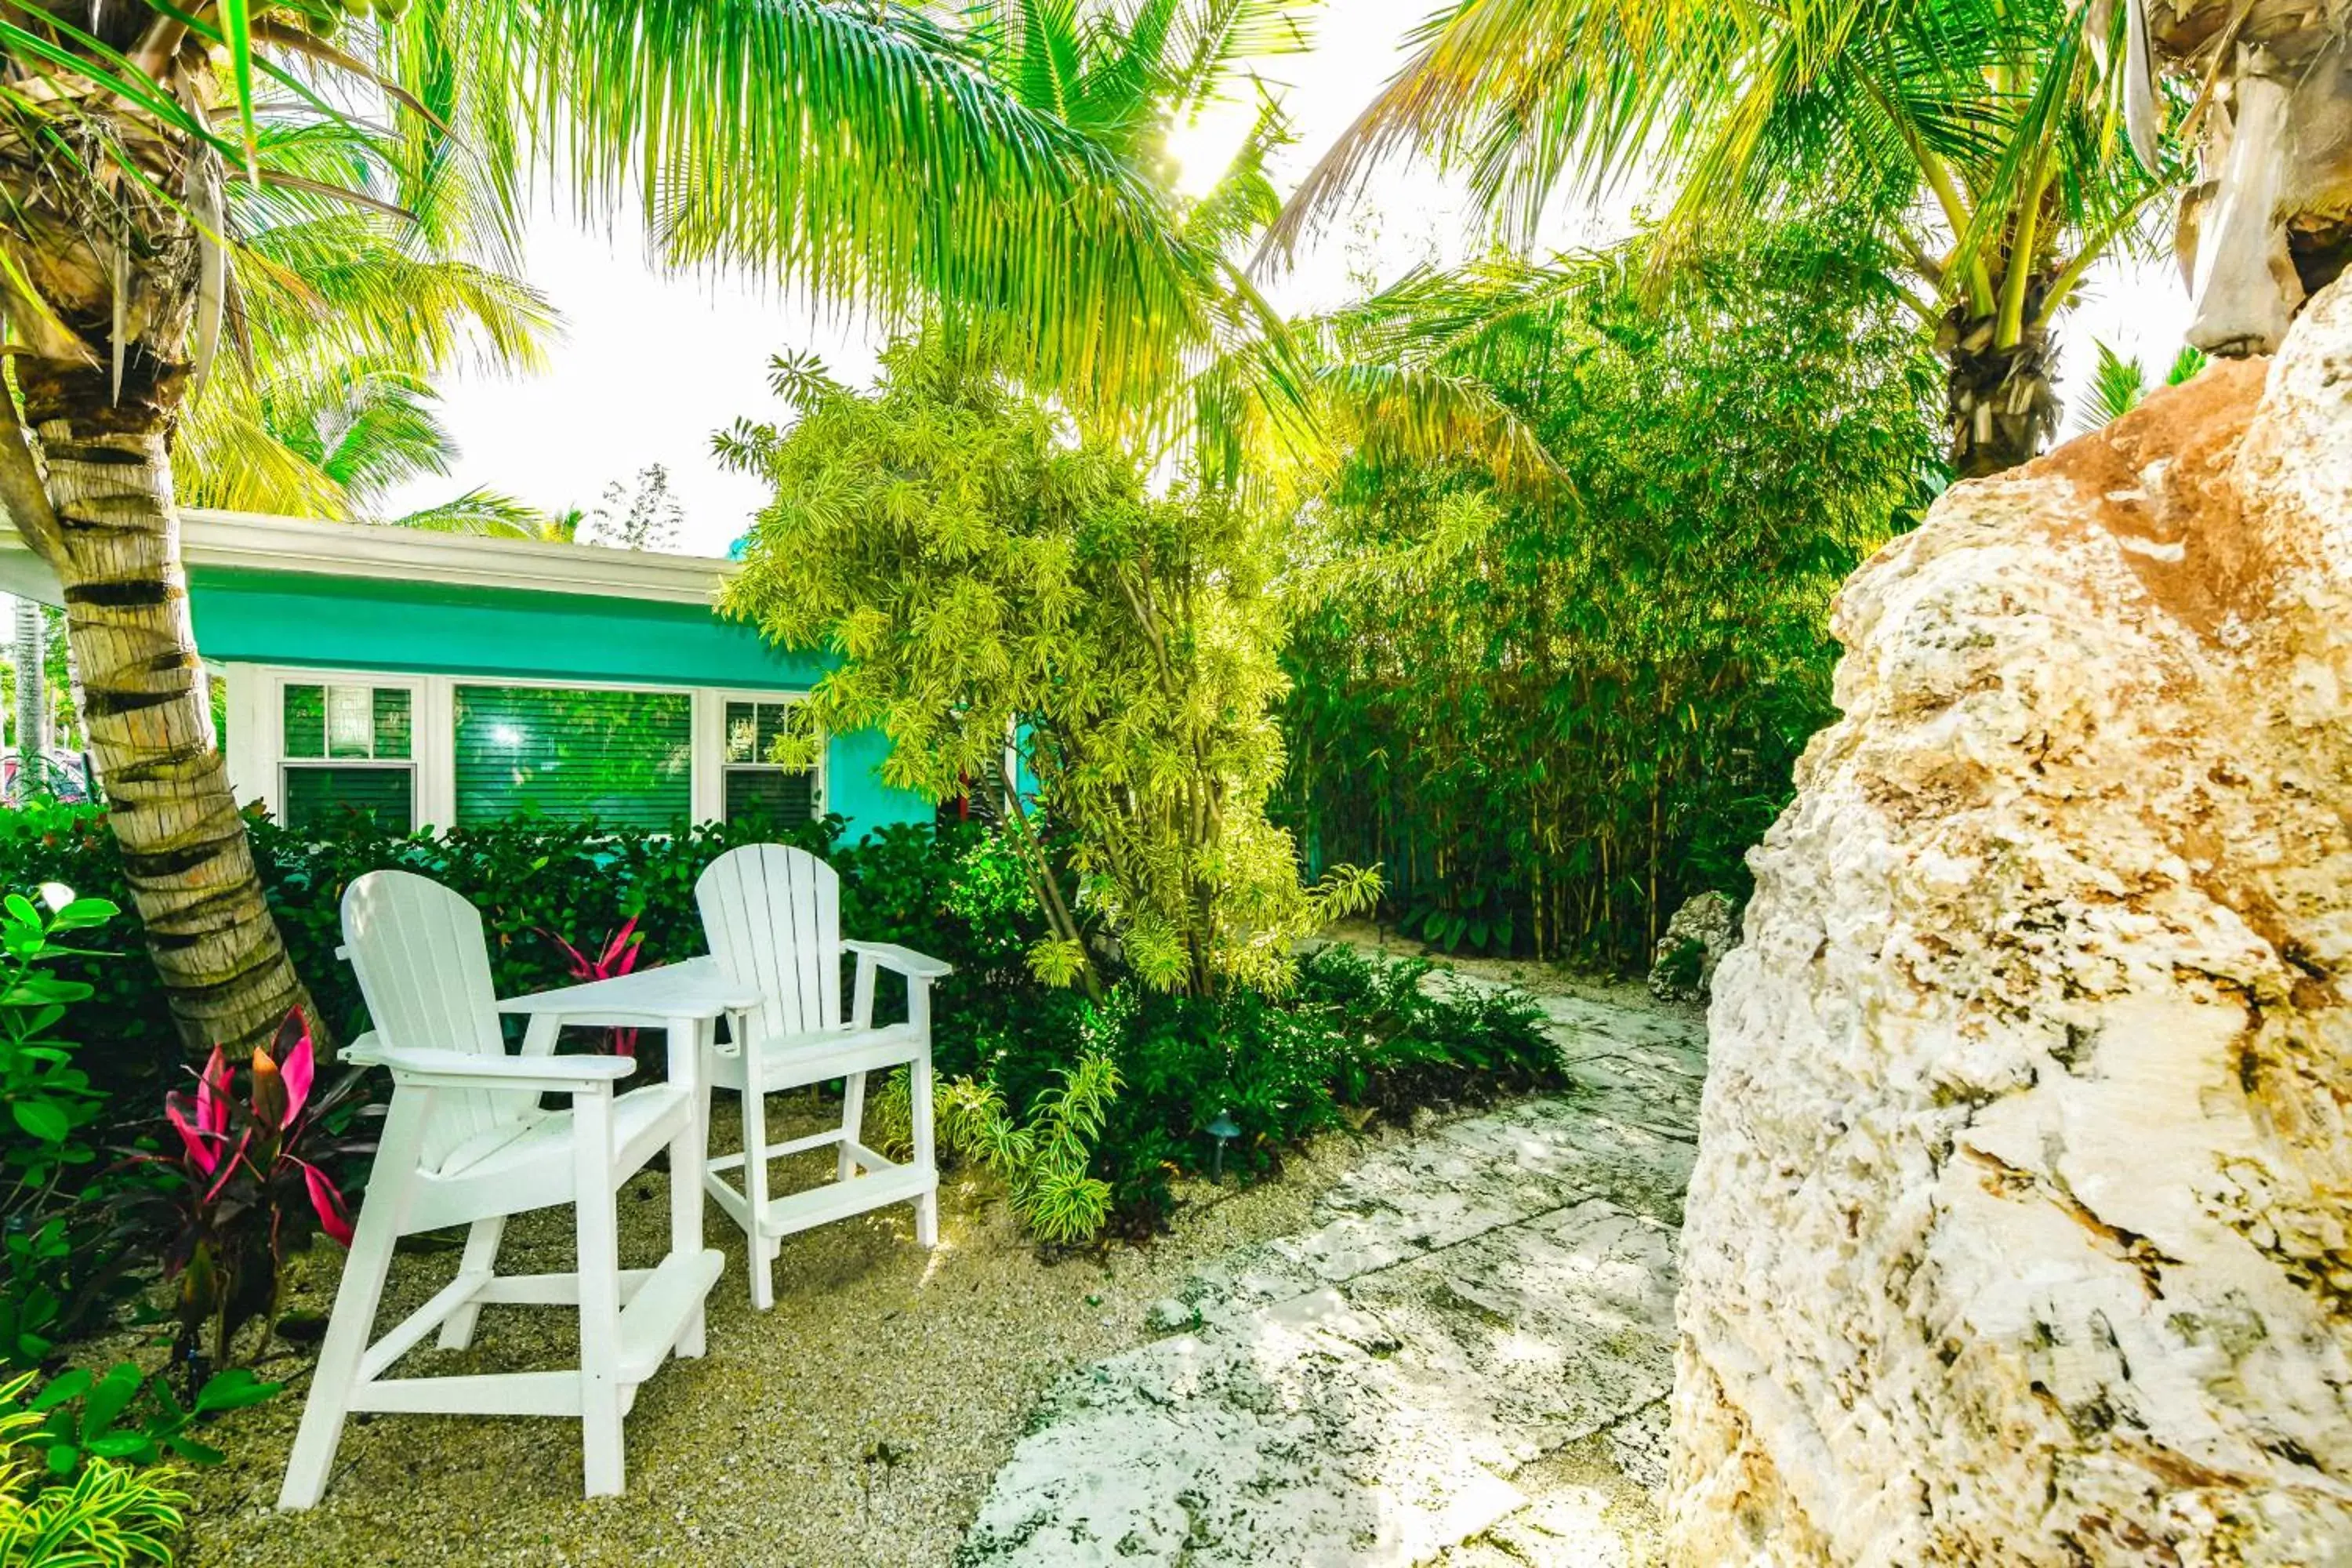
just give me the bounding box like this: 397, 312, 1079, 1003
2142, 2, 2351, 354
2071, 337, 2206, 431
0, 0, 1218, 1056
919, 0, 1550, 501
1265, 0, 2183, 478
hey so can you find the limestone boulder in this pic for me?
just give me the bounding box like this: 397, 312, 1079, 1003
1650, 891, 1737, 1005
1668, 278, 2352, 1564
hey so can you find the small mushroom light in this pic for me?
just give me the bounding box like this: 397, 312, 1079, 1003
1205, 1110, 1240, 1184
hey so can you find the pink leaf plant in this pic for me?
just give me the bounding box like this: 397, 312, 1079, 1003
141, 1008, 375, 1377
541, 915, 645, 1057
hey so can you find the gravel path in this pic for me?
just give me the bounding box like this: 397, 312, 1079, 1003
956, 963, 1706, 1567
179, 1096, 1398, 1568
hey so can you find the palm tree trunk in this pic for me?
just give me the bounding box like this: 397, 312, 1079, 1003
1943, 306, 2060, 478
9, 383, 319, 1059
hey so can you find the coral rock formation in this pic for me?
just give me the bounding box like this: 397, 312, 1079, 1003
1668, 279, 2352, 1565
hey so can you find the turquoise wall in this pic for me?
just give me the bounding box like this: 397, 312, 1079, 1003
189, 566, 931, 837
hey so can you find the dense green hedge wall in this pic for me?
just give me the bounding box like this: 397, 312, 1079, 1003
0, 804, 1027, 1096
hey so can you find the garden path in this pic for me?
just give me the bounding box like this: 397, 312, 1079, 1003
957, 965, 1707, 1566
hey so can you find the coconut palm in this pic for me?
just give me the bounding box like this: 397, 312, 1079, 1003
1265, 0, 2187, 478
921, 0, 1551, 500
172, 131, 558, 520
2141, 1, 2351, 352
0, 0, 1218, 1055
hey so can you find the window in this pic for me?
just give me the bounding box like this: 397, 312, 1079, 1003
723, 700, 820, 825
454, 685, 691, 828
281, 682, 414, 830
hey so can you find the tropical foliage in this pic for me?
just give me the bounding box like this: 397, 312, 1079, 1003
0, 0, 1243, 1064
1280, 209, 1943, 965
0, 1377, 186, 1566
1269, 0, 2190, 476
719, 332, 1377, 999
2072, 338, 2209, 430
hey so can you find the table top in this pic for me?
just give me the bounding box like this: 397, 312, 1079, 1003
500, 956, 763, 1021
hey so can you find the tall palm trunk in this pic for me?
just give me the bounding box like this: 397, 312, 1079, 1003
1942, 302, 2060, 478
3, 171, 321, 1058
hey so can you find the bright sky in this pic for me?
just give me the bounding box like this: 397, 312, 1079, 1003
379, 2, 2196, 555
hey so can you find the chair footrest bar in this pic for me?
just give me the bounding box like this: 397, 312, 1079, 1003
349, 1370, 583, 1419
616, 1248, 724, 1385
474, 1269, 660, 1308
759, 1165, 933, 1240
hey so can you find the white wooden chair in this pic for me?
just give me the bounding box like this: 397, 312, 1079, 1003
278, 870, 723, 1509
695, 843, 952, 1310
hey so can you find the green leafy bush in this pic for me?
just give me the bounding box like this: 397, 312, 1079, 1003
1, 886, 122, 1217
11, 1363, 275, 1475
0, 886, 151, 1376
720, 332, 1378, 1000
5, 801, 1552, 1254
888, 944, 1557, 1241
0, 1373, 185, 1566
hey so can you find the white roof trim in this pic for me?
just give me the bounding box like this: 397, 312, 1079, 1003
0, 509, 740, 608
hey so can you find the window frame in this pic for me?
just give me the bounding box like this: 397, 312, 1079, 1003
223, 666, 824, 833
710, 688, 827, 825
272, 670, 425, 833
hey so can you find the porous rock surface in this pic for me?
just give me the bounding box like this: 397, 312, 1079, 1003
1670, 280, 2352, 1564
1649, 891, 1737, 1005
960, 975, 1705, 1566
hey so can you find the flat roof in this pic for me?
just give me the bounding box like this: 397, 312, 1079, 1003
0, 508, 739, 608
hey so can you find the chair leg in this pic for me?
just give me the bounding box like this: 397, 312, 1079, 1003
279, 1093, 426, 1511
436, 1216, 505, 1350
910, 1054, 938, 1249
838, 1071, 867, 1183
672, 1019, 710, 1359
741, 1086, 776, 1312
573, 1092, 626, 1499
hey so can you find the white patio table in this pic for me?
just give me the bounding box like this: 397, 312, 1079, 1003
499, 956, 766, 1214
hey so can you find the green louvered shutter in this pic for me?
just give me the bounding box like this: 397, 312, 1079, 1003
281, 683, 415, 832
454, 685, 692, 828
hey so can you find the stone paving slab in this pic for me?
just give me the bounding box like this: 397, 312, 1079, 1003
958, 977, 1706, 1567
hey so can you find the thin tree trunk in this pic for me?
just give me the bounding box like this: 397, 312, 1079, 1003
1944, 303, 2060, 478
13, 595, 45, 775
10, 393, 319, 1058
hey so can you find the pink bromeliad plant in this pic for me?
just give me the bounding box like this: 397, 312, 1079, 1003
144, 1010, 372, 1383
543, 916, 644, 1056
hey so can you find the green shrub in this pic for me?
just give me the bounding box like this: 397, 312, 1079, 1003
10, 1363, 275, 1475
0, 806, 1025, 1078
899, 944, 1557, 1242
0, 885, 152, 1376
3, 803, 1554, 1254
0, 1374, 186, 1566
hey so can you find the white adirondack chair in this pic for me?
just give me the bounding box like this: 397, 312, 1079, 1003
696, 844, 951, 1310
278, 870, 723, 1508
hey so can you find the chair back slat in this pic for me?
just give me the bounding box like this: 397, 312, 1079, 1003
697, 844, 841, 1042
342, 869, 524, 1171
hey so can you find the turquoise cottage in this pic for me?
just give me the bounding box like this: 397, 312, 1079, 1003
0, 510, 933, 837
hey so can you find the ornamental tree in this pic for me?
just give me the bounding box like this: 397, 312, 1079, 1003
718, 333, 1375, 999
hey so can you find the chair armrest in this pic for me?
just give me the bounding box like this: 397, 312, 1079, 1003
349, 1042, 637, 1095
844, 941, 954, 980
